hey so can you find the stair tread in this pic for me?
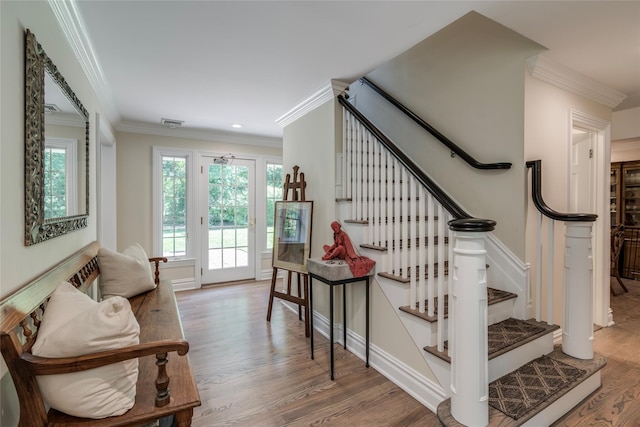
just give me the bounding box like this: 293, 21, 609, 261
360, 236, 449, 252
437, 346, 606, 426
379, 261, 452, 284
399, 287, 516, 322
423, 318, 559, 362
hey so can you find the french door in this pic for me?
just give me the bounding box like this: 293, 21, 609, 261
201, 157, 255, 284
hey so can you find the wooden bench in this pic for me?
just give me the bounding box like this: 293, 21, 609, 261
0, 241, 201, 427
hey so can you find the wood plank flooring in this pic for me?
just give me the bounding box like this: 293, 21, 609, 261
176, 278, 640, 426
552, 278, 640, 427
176, 280, 438, 426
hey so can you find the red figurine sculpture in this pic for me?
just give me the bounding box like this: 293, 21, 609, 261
322, 221, 375, 277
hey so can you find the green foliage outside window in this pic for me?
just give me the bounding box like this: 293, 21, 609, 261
162, 156, 187, 257
266, 163, 283, 249
44, 148, 67, 218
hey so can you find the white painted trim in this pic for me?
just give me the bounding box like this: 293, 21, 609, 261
159, 258, 196, 269
527, 54, 627, 109
152, 147, 199, 290
275, 80, 349, 128
310, 307, 446, 412
48, 0, 120, 123
485, 233, 530, 319
567, 110, 611, 328
118, 121, 282, 148
171, 278, 198, 292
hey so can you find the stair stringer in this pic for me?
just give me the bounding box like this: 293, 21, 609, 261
372, 272, 454, 398
485, 232, 531, 320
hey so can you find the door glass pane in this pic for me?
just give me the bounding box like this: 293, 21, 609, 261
208, 163, 250, 270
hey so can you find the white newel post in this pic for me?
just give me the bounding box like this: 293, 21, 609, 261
562, 221, 594, 360
449, 219, 496, 427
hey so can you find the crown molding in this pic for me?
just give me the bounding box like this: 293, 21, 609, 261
117, 121, 282, 148
48, 0, 120, 124
527, 54, 627, 109
276, 79, 349, 128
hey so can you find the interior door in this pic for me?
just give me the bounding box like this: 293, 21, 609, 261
570, 126, 596, 213
201, 157, 255, 284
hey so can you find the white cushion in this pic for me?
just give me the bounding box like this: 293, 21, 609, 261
32, 282, 140, 419
98, 243, 156, 299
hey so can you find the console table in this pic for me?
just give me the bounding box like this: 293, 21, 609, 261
307, 258, 374, 380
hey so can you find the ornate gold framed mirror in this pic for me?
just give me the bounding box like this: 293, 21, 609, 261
24, 29, 89, 245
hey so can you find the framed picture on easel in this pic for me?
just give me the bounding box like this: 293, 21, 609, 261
272, 200, 313, 273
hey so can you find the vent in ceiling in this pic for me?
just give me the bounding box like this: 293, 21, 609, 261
44, 103, 61, 113
161, 118, 184, 128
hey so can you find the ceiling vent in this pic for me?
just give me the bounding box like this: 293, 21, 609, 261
44, 103, 61, 113
161, 118, 184, 129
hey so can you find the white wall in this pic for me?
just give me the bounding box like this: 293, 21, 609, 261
1, 2, 109, 424
612, 138, 640, 163
524, 72, 612, 325
348, 11, 546, 260
115, 131, 282, 284
283, 95, 437, 383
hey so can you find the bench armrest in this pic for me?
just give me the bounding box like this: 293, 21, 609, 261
21, 339, 189, 375
149, 257, 168, 285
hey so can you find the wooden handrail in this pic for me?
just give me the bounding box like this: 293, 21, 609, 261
526, 160, 597, 222
359, 77, 512, 170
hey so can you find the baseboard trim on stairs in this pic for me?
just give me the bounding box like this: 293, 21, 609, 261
283, 301, 448, 413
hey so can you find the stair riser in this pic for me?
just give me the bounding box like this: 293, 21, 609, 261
521, 372, 601, 427
488, 333, 555, 382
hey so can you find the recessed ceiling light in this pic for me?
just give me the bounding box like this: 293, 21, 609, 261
232, 123, 243, 128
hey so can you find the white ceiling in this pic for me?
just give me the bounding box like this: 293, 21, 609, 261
71, 1, 640, 141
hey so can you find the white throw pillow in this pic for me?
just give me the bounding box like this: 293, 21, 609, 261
32, 282, 140, 419
98, 243, 156, 299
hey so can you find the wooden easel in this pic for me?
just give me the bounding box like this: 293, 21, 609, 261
266, 166, 310, 337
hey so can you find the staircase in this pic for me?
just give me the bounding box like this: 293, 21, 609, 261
335, 91, 606, 426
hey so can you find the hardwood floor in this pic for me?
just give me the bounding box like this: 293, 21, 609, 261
552, 278, 640, 427
176, 278, 640, 426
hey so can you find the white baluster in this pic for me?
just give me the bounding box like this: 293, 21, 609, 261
409, 176, 417, 304
418, 187, 426, 313
373, 140, 380, 246
368, 132, 374, 243
437, 203, 445, 352
394, 160, 401, 275
536, 211, 543, 322
427, 193, 435, 317
401, 169, 409, 279
547, 220, 555, 325
341, 109, 347, 199
381, 149, 387, 251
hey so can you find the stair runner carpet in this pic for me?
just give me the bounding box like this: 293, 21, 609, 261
437, 348, 607, 426
424, 318, 556, 363
489, 355, 586, 419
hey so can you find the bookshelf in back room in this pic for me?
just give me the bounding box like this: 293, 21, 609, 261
612, 161, 640, 279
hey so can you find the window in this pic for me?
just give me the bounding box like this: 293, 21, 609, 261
265, 163, 283, 249
162, 156, 187, 257
153, 147, 195, 259
44, 138, 77, 218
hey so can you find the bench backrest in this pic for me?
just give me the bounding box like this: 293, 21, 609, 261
0, 241, 101, 426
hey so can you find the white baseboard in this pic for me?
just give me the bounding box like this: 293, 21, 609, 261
288, 302, 446, 413
172, 278, 198, 292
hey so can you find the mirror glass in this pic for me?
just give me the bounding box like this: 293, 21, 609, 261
25, 29, 89, 245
